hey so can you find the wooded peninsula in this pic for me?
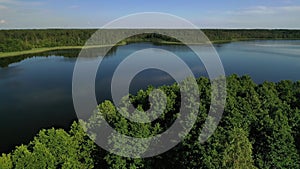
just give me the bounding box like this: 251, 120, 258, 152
1, 29, 300, 58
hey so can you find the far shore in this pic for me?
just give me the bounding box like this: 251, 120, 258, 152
0, 45, 118, 58
1, 38, 299, 58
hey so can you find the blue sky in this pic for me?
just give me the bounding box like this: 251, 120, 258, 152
0, 0, 300, 29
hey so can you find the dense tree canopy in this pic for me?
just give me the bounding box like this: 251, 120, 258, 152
0, 122, 95, 169
0, 75, 300, 168
1, 29, 300, 52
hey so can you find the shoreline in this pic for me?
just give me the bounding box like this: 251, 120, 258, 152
1, 38, 300, 58
0, 45, 118, 58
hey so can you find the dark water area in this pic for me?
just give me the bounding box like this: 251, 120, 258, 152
0, 40, 300, 153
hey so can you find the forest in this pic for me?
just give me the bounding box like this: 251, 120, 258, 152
0, 75, 299, 169
1, 29, 300, 52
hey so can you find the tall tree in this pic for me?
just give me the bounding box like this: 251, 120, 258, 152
222, 128, 256, 169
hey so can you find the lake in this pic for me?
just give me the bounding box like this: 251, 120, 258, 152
1, 40, 300, 153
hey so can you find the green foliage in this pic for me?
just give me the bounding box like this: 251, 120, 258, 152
11, 142, 56, 169
89, 98, 161, 169
1, 75, 300, 168
1, 29, 300, 52
0, 154, 13, 169
0, 29, 95, 52
222, 128, 256, 169
0, 122, 95, 169
203, 29, 300, 42
251, 82, 300, 168
11, 145, 32, 169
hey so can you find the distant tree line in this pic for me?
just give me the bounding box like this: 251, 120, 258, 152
0, 29, 95, 52
1, 29, 300, 52
1, 75, 300, 168
203, 29, 300, 41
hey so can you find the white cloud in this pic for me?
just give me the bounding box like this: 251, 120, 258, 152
0, 19, 6, 24
228, 5, 300, 15
280, 6, 300, 11
236, 6, 274, 14
215, 5, 300, 28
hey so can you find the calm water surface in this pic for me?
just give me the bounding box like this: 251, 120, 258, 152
0, 40, 300, 152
